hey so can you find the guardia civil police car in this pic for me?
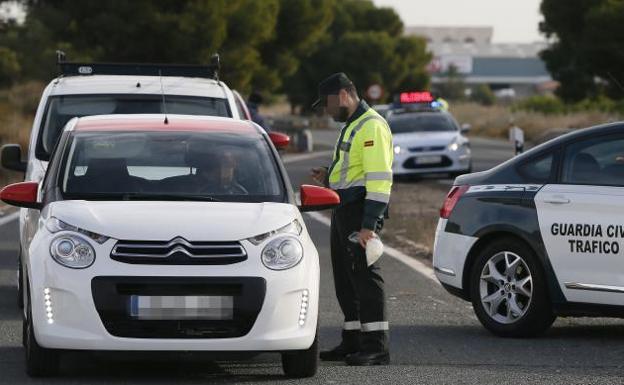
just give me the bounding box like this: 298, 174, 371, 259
387, 92, 472, 177
433, 122, 624, 337
0, 114, 339, 378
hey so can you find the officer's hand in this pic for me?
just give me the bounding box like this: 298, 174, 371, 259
358, 228, 376, 248
310, 167, 327, 185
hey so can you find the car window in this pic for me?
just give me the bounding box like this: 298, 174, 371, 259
517, 153, 554, 183
37, 94, 231, 160
387, 113, 457, 134
562, 135, 624, 186
61, 131, 285, 203
233, 91, 250, 120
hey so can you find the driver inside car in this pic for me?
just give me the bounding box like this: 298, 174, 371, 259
193, 149, 248, 195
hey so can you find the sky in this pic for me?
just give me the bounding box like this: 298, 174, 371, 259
372, 0, 545, 43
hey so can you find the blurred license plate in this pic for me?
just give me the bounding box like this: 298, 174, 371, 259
129, 295, 234, 320
416, 156, 442, 165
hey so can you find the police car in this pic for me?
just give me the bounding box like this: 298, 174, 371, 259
433, 122, 624, 337
386, 92, 471, 177
0, 114, 339, 378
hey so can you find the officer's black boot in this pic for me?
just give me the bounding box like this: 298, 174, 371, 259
320, 330, 360, 361
345, 330, 389, 366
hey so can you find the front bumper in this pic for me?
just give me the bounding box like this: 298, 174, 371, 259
27, 232, 319, 352
392, 146, 471, 175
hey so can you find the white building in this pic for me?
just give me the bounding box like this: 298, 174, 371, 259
406, 26, 554, 98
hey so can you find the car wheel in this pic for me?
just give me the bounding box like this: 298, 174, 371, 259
281, 331, 319, 378
25, 284, 60, 377
469, 237, 555, 337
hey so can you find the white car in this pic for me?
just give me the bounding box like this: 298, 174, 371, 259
433, 122, 624, 337
387, 109, 472, 177
0, 114, 339, 378
0, 58, 252, 310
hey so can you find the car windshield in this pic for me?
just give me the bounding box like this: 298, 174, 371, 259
38, 94, 231, 160
60, 131, 285, 203
387, 113, 457, 134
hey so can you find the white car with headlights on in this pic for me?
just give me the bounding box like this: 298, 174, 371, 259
388, 109, 472, 177
0, 114, 339, 378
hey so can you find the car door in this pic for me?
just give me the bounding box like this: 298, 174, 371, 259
535, 133, 624, 305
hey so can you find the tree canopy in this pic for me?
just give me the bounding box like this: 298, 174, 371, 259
0, 0, 430, 108
540, 0, 624, 101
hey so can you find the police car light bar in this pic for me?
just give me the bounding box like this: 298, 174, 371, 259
400, 91, 434, 104
56, 51, 221, 79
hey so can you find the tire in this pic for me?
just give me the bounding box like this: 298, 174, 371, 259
469, 237, 555, 338
281, 332, 319, 378
24, 284, 60, 377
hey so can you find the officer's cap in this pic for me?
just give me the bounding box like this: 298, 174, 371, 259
312, 72, 354, 109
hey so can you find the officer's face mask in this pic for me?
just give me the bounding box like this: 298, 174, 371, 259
325, 94, 350, 123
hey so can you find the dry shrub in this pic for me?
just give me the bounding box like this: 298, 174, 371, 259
450, 102, 622, 142
8, 81, 46, 115
0, 84, 38, 188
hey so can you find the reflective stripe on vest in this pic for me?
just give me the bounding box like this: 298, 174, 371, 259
329, 115, 388, 190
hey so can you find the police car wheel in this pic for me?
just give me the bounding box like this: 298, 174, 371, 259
469, 238, 555, 337
281, 331, 318, 378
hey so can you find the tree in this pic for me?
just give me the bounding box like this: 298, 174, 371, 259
2, 0, 282, 91
0, 46, 19, 86
540, 0, 624, 101
284, 0, 431, 110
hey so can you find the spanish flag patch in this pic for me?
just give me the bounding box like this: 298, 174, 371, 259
364, 140, 374, 147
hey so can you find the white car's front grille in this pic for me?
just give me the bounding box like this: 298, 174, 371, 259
111, 237, 247, 265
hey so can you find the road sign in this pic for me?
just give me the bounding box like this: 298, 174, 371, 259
366, 84, 383, 101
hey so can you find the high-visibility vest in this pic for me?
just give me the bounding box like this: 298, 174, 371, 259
328, 108, 393, 207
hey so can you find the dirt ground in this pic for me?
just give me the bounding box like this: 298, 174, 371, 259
319, 178, 450, 261
380, 179, 449, 260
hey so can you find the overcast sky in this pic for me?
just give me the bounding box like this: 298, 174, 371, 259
372, 0, 545, 43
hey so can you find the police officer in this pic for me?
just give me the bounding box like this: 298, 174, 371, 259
310, 73, 393, 366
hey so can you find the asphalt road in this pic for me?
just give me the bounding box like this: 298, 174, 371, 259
0, 142, 624, 384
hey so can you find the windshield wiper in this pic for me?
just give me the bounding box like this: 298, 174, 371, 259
120, 193, 222, 202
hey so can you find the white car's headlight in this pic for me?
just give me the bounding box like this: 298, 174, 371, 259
46, 217, 109, 244
393, 145, 402, 155
261, 236, 304, 270
447, 136, 461, 151
247, 219, 302, 246
50, 235, 95, 269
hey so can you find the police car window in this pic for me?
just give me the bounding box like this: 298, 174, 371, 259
61, 131, 285, 203
562, 135, 624, 186
37, 94, 231, 160
387, 113, 457, 134
517, 153, 553, 183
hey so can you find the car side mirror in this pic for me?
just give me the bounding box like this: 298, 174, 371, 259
0, 182, 41, 209
269, 132, 290, 150
298, 184, 340, 212
460, 123, 471, 133
1, 144, 27, 172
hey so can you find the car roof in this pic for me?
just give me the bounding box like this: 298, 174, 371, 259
71, 114, 260, 135
48, 75, 228, 99
455, 121, 624, 186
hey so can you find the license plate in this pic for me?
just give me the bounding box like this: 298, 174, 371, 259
129, 295, 234, 320
415, 155, 442, 165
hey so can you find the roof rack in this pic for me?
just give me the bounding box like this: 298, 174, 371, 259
55, 50, 221, 80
